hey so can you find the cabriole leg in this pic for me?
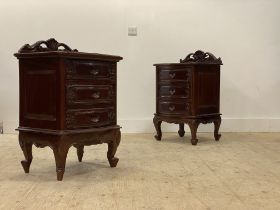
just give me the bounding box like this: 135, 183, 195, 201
52, 141, 71, 181
19, 133, 33, 173
178, 123, 185, 137
188, 120, 200, 145
74, 144, 84, 162
153, 116, 162, 141
107, 129, 121, 167
214, 116, 222, 141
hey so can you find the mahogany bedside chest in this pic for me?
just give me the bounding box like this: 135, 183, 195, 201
14, 38, 122, 180
153, 50, 222, 145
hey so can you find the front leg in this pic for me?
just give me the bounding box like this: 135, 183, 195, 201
178, 123, 185, 137
214, 116, 222, 141
52, 140, 71, 181
107, 129, 121, 167
188, 120, 200, 145
19, 133, 33, 173
153, 115, 162, 141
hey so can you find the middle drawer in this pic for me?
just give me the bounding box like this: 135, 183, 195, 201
66, 85, 114, 106
159, 85, 190, 99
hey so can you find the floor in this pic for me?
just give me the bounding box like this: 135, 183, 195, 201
0, 133, 280, 210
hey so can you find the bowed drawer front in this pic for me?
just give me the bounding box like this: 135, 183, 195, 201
159, 68, 191, 81
65, 59, 117, 128
159, 85, 190, 99
66, 108, 115, 129
66, 60, 114, 80
158, 101, 191, 115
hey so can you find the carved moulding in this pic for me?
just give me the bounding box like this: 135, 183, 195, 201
180, 50, 222, 65
18, 38, 78, 53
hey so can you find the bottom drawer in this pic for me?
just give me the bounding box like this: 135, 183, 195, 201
66, 108, 115, 129
158, 101, 191, 115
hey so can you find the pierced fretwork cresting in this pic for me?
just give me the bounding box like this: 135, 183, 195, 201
18, 38, 78, 53
180, 50, 222, 65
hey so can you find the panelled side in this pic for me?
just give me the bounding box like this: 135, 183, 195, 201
193, 65, 220, 116
19, 58, 61, 129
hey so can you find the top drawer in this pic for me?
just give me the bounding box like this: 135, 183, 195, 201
66, 60, 115, 80
158, 68, 191, 81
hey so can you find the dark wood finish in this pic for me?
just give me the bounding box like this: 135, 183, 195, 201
153, 50, 222, 145
15, 38, 122, 180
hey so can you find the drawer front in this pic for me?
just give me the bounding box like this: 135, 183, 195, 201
66, 60, 114, 80
159, 69, 190, 81
159, 85, 190, 99
158, 102, 191, 115
66, 108, 115, 129
67, 85, 114, 105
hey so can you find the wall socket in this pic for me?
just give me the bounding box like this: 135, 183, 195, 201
128, 27, 137, 36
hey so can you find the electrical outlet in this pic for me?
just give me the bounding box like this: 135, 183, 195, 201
128, 27, 137, 36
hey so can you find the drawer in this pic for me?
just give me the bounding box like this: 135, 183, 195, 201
67, 85, 114, 105
66, 108, 115, 129
158, 101, 191, 115
159, 85, 190, 99
66, 60, 114, 80
159, 69, 190, 81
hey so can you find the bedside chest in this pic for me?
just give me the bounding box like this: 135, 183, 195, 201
153, 50, 222, 145
14, 38, 122, 180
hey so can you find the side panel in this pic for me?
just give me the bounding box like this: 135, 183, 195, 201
19, 58, 60, 129
193, 65, 220, 115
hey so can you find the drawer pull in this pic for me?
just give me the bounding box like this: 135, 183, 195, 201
169, 88, 176, 95
169, 105, 175, 111
169, 73, 176, 79
90, 70, 99, 75
91, 117, 100, 123
92, 92, 100, 99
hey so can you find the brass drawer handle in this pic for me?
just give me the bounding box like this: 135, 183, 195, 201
90, 69, 99, 75
91, 117, 100, 123
169, 105, 175, 111
92, 92, 100, 99
169, 88, 176, 95
169, 72, 176, 79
